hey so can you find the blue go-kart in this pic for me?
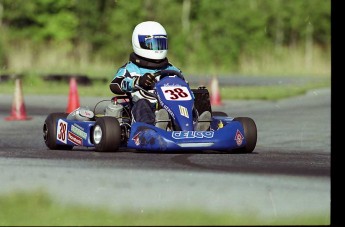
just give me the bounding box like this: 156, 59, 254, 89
43, 70, 257, 153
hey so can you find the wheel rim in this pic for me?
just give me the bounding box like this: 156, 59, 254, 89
93, 125, 102, 144
43, 123, 48, 142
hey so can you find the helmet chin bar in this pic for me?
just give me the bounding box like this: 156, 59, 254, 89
133, 46, 167, 60
129, 52, 169, 69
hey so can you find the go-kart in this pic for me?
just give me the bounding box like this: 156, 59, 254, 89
43, 70, 257, 152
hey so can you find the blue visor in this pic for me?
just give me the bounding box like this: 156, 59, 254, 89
138, 35, 168, 50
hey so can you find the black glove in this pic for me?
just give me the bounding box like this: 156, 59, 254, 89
138, 73, 156, 90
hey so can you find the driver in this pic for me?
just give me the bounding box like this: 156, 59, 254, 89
110, 21, 211, 130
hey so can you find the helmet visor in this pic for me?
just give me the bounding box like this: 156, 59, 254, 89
138, 35, 168, 50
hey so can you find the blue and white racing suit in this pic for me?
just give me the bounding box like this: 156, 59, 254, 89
110, 53, 183, 124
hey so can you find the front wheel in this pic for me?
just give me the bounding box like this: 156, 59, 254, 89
92, 117, 121, 152
43, 113, 73, 150
234, 117, 257, 153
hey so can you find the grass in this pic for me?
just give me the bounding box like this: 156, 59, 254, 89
0, 43, 331, 99
1, 41, 331, 78
219, 79, 330, 100
0, 190, 330, 226
0, 73, 330, 100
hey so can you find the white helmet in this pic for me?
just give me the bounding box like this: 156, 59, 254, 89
132, 21, 168, 60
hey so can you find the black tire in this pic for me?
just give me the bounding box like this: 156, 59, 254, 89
212, 111, 228, 117
43, 113, 73, 150
92, 117, 121, 152
233, 117, 257, 153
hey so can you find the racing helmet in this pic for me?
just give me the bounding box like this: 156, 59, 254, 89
132, 21, 168, 60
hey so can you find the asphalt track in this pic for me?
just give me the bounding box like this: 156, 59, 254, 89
0, 87, 330, 221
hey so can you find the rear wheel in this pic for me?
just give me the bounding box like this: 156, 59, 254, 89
234, 117, 257, 153
92, 117, 121, 152
43, 113, 73, 150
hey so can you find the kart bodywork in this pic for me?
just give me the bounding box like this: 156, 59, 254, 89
43, 70, 257, 153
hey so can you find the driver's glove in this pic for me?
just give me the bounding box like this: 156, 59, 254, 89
138, 73, 156, 90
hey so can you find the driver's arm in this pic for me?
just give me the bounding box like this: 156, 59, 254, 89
110, 66, 140, 94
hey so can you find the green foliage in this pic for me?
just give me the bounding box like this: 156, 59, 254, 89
0, 0, 330, 74
0, 33, 6, 67
0, 190, 330, 225
1, 0, 77, 41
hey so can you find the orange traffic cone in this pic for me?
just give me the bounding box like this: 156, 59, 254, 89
5, 78, 32, 121
66, 77, 80, 113
210, 76, 222, 106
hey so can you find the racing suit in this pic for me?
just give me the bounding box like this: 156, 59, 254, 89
110, 52, 183, 125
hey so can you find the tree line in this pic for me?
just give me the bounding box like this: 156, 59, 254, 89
0, 0, 330, 72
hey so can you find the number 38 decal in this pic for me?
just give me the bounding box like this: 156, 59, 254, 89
57, 119, 68, 144
161, 86, 192, 101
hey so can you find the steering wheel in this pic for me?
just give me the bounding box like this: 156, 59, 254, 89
153, 70, 184, 80
134, 70, 184, 98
